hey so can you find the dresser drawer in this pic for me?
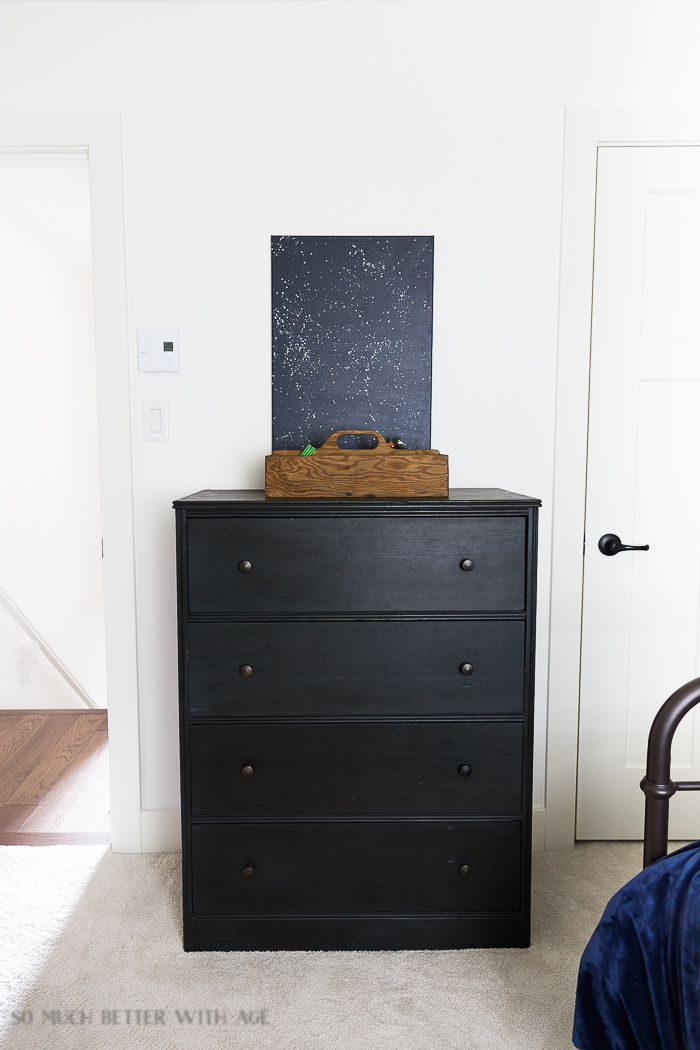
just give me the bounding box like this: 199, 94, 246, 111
187, 620, 525, 716
189, 722, 522, 815
186, 516, 526, 613
190, 820, 521, 916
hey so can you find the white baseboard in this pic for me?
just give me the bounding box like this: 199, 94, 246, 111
532, 807, 546, 851
140, 808, 181, 852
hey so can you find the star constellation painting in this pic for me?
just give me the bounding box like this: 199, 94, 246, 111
271, 236, 434, 451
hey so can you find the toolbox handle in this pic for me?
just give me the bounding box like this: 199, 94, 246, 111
319, 430, 391, 453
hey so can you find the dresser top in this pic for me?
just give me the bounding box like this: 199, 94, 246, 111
173, 488, 540, 508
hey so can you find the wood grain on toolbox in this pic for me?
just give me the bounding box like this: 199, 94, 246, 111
265, 430, 448, 498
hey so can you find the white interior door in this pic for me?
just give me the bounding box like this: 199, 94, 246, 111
577, 146, 700, 840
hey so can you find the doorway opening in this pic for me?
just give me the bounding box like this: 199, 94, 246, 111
0, 151, 110, 845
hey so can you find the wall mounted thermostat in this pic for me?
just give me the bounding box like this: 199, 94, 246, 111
137, 327, 180, 371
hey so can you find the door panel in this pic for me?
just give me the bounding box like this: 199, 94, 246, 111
624, 382, 700, 770
577, 147, 700, 839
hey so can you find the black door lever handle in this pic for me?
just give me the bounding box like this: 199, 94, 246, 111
598, 533, 650, 557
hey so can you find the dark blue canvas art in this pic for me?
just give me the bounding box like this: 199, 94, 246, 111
271, 236, 434, 451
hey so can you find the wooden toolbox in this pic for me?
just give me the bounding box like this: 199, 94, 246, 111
265, 431, 448, 499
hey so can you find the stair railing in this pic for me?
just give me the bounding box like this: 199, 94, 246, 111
0, 584, 97, 709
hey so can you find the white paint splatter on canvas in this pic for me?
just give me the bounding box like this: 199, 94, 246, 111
272, 236, 433, 450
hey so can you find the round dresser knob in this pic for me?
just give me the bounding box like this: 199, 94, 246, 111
458, 765, 472, 778
241, 866, 255, 878
239, 665, 253, 678
459, 864, 472, 877
241, 765, 254, 777
460, 559, 474, 572
238, 560, 252, 573
460, 663, 474, 676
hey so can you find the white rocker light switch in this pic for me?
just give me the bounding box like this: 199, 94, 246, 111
143, 400, 169, 441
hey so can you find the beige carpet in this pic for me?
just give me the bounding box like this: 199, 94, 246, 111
0, 841, 647, 1049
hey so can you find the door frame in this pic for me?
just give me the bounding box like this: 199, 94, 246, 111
0, 113, 141, 851
546, 108, 700, 850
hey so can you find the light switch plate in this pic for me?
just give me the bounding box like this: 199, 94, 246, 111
137, 327, 180, 371
142, 400, 169, 441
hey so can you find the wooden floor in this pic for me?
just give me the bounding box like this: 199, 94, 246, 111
0, 710, 111, 845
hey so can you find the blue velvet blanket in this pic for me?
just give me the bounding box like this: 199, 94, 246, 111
573, 840, 700, 1050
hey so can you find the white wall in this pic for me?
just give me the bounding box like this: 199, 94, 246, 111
1, 0, 698, 828
0, 161, 107, 710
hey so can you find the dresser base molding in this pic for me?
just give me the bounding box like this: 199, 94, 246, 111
186, 915, 530, 952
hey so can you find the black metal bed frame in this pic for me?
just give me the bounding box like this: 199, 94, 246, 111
641, 676, 700, 868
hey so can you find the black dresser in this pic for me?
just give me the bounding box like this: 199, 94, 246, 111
174, 488, 539, 951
